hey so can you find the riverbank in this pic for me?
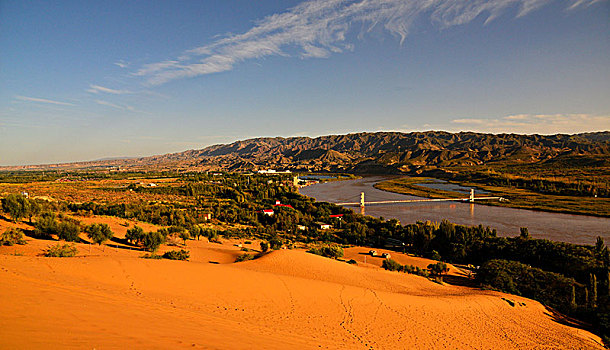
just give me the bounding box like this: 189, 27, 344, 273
375, 177, 610, 217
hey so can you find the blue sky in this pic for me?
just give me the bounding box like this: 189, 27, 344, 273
1, 0, 609, 166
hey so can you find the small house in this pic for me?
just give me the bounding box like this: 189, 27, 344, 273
316, 222, 331, 230
297, 225, 307, 231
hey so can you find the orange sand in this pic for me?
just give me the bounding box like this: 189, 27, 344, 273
0, 237, 605, 349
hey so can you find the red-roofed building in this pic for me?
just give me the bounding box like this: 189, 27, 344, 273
273, 200, 294, 209
259, 209, 274, 216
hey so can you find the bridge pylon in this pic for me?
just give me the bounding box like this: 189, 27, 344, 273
469, 189, 475, 203
360, 192, 365, 215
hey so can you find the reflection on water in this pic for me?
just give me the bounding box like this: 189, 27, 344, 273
300, 176, 610, 245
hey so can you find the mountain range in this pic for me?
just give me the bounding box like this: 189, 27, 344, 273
4, 131, 609, 173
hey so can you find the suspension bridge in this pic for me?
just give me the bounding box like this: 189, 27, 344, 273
335, 189, 505, 207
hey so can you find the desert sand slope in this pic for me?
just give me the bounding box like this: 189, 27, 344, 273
0, 249, 605, 349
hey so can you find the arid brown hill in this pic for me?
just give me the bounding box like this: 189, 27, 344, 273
4, 131, 609, 173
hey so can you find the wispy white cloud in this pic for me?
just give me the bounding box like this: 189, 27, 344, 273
450, 113, 610, 134
87, 84, 131, 95
95, 100, 149, 115
14, 95, 75, 106
134, 0, 602, 86
567, 0, 604, 10
114, 60, 129, 68
95, 99, 127, 110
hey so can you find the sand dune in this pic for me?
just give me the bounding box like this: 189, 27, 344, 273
0, 243, 604, 349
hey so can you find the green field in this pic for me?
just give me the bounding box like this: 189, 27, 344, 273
374, 176, 610, 217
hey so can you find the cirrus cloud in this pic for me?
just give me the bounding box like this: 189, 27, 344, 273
14, 95, 75, 106
133, 0, 603, 86
87, 84, 131, 95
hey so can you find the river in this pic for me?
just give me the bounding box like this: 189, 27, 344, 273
299, 176, 610, 245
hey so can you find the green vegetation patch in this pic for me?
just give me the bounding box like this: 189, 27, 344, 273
44, 243, 78, 257
308, 245, 344, 259
0, 228, 27, 246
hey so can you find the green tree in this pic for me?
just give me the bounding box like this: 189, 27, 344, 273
143, 231, 164, 252
85, 223, 113, 246
27, 200, 40, 224
203, 228, 218, 242
269, 237, 282, 250
190, 225, 202, 240
260, 241, 269, 253
590, 273, 598, 308
595, 236, 606, 258
520, 227, 530, 240
179, 230, 191, 245
34, 212, 58, 238
2, 194, 30, 222
125, 226, 145, 245
57, 221, 80, 242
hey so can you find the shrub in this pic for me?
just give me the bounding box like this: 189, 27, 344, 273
1, 193, 30, 221
57, 221, 81, 242
416, 267, 430, 277
381, 258, 402, 271
426, 250, 441, 260
162, 249, 190, 261
203, 228, 218, 241
141, 253, 163, 259
308, 245, 344, 259
260, 241, 269, 252
0, 228, 27, 246
44, 243, 78, 257
347, 259, 357, 265
235, 253, 254, 262
34, 212, 59, 238
269, 238, 283, 250
402, 264, 430, 277
403, 264, 415, 274
428, 262, 450, 276
189, 225, 203, 240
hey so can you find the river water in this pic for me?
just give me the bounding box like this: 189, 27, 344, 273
299, 176, 610, 245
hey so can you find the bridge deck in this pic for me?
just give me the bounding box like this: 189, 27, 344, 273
335, 197, 503, 206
